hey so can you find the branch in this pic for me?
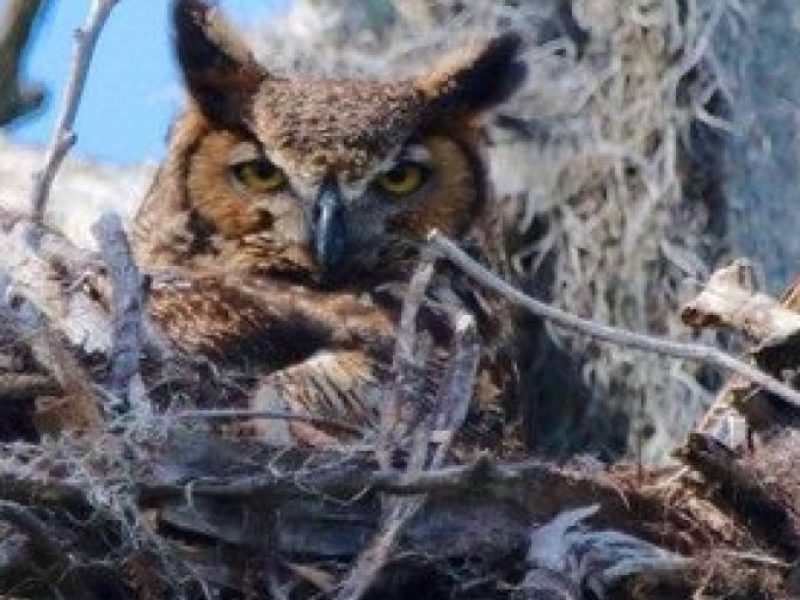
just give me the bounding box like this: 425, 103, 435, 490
681, 259, 800, 354
336, 255, 481, 600
29, 0, 119, 220
175, 409, 362, 436
339, 256, 438, 600
0, 372, 60, 402
378, 253, 436, 467
138, 454, 595, 505
0, 0, 47, 125
428, 231, 800, 412
91, 211, 143, 411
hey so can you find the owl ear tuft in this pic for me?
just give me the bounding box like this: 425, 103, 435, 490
173, 0, 268, 125
418, 32, 526, 117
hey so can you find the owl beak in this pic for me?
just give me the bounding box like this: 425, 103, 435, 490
312, 177, 347, 275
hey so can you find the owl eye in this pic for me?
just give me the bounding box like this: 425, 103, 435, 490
231, 159, 286, 193
375, 162, 428, 197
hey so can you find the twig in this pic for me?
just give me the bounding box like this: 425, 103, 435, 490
138, 454, 609, 506
30, 0, 119, 220
431, 312, 480, 463
175, 409, 362, 436
0, 473, 91, 513
428, 231, 800, 411
378, 252, 437, 468
91, 212, 143, 411
0, 372, 61, 401
337, 257, 482, 600
339, 256, 438, 600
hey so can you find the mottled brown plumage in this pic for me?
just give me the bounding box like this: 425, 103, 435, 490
133, 0, 525, 447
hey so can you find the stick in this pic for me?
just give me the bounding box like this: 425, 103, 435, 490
92, 211, 143, 411
175, 409, 362, 436
30, 0, 119, 220
337, 258, 482, 600
0, 372, 61, 401
379, 253, 436, 468
138, 454, 602, 505
338, 256, 438, 600
428, 231, 800, 411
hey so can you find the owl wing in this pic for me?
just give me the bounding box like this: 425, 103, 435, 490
146, 268, 401, 444
248, 349, 389, 446
147, 269, 395, 365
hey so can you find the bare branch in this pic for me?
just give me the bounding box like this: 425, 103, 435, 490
91, 211, 143, 411
681, 259, 800, 351
29, 0, 119, 220
175, 408, 363, 436
428, 231, 800, 412
339, 255, 438, 600
0, 372, 60, 401
378, 253, 436, 468
0, 0, 47, 125
337, 256, 481, 600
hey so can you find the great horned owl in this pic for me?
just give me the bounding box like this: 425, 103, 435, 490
133, 0, 526, 447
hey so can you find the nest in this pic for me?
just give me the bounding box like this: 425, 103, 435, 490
4, 1, 799, 598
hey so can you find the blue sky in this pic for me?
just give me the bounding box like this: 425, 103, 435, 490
7, 0, 289, 165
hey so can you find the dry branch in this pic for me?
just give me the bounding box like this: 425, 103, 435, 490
378, 253, 436, 466
176, 408, 363, 436
138, 453, 598, 503
91, 211, 143, 411
338, 255, 439, 600
681, 259, 800, 353
0, 373, 59, 401
30, 0, 119, 220
524, 505, 690, 598
429, 231, 800, 413
0, 0, 46, 125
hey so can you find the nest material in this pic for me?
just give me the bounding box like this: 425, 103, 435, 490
5, 1, 799, 597
0, 198, 798, 599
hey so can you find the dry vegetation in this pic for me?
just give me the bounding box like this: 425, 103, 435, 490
4, 0, 800, 599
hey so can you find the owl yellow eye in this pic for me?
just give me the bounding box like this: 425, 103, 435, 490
375, 162, 427, 197
231, 159, 286, 193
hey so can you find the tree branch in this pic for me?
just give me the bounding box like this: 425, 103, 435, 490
428, 231, 800, 412
175, 408, 362, 436
29, 0, 119, 220
91, 211, 143, 411
0, 0, 47, 125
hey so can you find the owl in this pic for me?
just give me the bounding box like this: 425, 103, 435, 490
132, 0, 526, 448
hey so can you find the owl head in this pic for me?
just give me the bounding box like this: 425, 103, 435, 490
134, 0, 526, 287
